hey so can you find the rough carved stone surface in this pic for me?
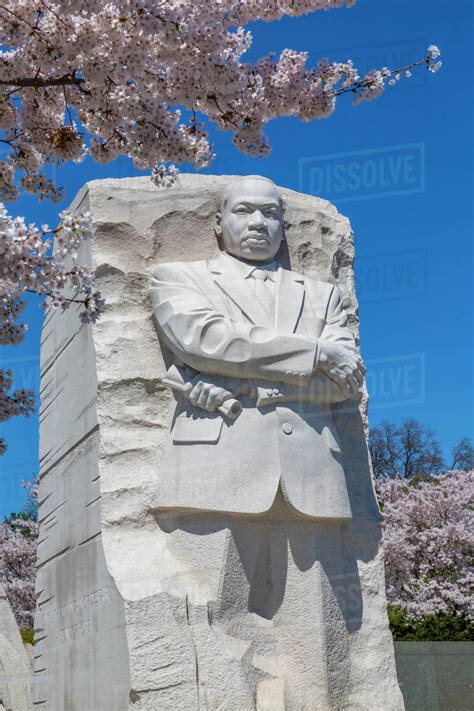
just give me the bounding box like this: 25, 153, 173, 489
0, 585, 32, 710
35, 175, 403, 710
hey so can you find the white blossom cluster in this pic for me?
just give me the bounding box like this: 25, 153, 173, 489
0, 480, 38, 628
0, 368, 34, 454
0, 1, 439, 193
377, 471, 473, 622
0, 202, 97, 436
0, 203, 96, 315
427, 44, 442, 73
0, 1, 440, 445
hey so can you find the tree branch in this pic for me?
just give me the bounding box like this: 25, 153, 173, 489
0, 72, 83, 89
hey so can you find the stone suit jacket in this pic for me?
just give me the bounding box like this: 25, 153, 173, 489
150, 253, 359, 519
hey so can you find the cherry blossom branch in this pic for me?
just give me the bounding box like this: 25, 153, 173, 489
25, 287, 105, 321
0, 72, 82, 89
0, 203, 101, 326
0, 2, 441, 194
0, 1, 442, 457
334, 49, 442, 100
39, 0, 77, 36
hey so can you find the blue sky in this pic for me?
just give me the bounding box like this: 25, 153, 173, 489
1, 0, 473, 517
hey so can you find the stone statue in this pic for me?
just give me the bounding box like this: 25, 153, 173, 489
150, 175, 404, 709
34, 173, 404, 710
151, 175, 364, 516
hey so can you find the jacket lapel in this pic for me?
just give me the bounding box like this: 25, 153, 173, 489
209, 254, 272, 326
274, 268, 305, 333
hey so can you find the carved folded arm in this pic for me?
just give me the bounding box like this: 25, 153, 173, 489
253, 371, 349, 407
150, 263, 318, 385
318, 285, 358, 355
250, 285, 359, 403
314, 285, 364, 397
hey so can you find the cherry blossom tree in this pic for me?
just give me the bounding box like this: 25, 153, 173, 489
376, 470, 473, 622
0, 2, 441, 198
0, 1, 441, 440
0, 205, 99, 446
0, 480, 38, 629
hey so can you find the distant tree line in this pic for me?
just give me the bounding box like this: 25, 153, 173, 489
368, 418, 473, 479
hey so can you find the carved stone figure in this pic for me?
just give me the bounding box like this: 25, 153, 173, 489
35, 174, 404, 710
149, 175, 404, 709
151, 176, 364, 517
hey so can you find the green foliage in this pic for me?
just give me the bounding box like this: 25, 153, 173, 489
409, 473, 438, 488
388, 606, 474, 641
4, 511, 34, 524
3, 511, 37, 538
20, 628, 34, 645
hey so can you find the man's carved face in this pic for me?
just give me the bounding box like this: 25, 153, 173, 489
216, 178, 284, 263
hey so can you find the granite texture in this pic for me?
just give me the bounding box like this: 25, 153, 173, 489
35, 174, 403, 710
33, 184, 131, 709
0, 585, 32, 710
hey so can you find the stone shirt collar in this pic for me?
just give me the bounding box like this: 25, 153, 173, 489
223, 253, 280, 282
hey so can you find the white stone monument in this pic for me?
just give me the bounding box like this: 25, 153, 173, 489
35, 174, 404, 710
0, 585, 32, 711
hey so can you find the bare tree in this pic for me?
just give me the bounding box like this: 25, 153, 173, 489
369, 418, 445, 479
451, 437, 474, 471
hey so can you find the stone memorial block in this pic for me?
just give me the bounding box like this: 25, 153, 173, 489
35, 174, 404, 710
0, 585, 32, 711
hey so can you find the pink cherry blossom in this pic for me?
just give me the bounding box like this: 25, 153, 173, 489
0, 202, 96, 438
0, 369, 34, 453
0, 481, 38, 629
376, 471, 473, 621
0, 2, 441, 447
0, 2, 440, 192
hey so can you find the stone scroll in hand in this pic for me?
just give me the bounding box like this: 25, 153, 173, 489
161, 364, 243, 420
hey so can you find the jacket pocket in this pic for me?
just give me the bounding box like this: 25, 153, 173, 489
171, 410, 224, 444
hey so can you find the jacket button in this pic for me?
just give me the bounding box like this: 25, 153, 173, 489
282, 422, 292, 435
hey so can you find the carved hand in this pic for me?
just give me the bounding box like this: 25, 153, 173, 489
317, 341, 365, 398
188, 376, 250, 413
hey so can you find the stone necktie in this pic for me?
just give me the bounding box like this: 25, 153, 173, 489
251, 268, 274, 319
